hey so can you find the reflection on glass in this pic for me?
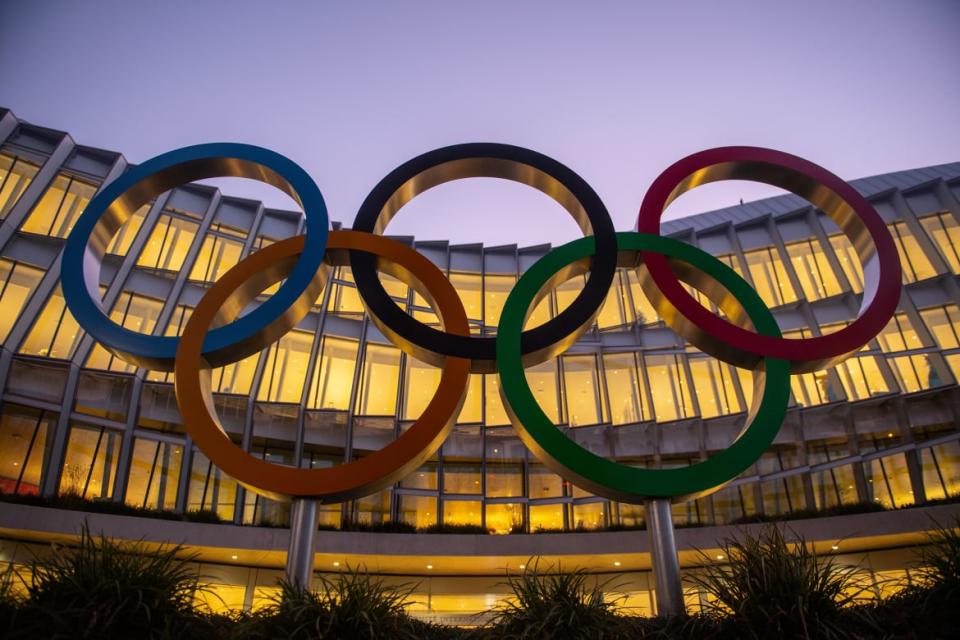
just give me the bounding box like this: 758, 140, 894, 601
355, 343, 400, 415
0, 404, 53, 495
529, 503, 565, 531
834, 355, 891, 399
20, 173, 96, 237
398, 494, 436, 529
188, 449, 237, 520
877, 313, 922, 353
865, 453, 914, 508
525, 359, 560, 424
920, 212, 960, 273
688, 356, 742, 418
86, 293, 163, 373
920, 305, 960, 350
137, 214, 199, 272
625, 269, 658, 326
785, 239, 842, 300
829, 234, 864, 292
258, 329, 312, 403
890, 353, 946, 393
644, 353, 694, 421
59, 423, 120, 499
919, 441, 960, 501
189, 234, 243, 282
562, 354, 605, 426
486, 503, 523, 534
105, 204, 149, 255
125, 438, 182, 510
19, 285, 84, 359
403, 356, 441, 420
443, 499, 481, 527
0, 258, 43, 343
889, 221, 936, 282
308, 336, 357, 410
744, 247, 797, 307
572, 501, 606, 529
603, 353, 648, 425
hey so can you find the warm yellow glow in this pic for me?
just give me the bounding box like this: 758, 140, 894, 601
0, 258, 43, 343
137, 214, 199, 272
743, 247, 797, 307
20, 173, 96, 237
0, 152, 38, 219
20, 285, 83, 359
355, 343, 400, 415
258, 329, 313, 403
603, 353, 648, 424
920, 212, 960, 273
308, 336, 358, 410
785, 239, 843, 300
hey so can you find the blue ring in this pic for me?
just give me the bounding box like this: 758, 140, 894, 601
62, 143, 328, 369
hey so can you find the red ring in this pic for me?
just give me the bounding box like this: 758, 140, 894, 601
636, 146, 902, 373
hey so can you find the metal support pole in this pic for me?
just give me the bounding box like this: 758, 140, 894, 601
285, 498, 319, 589
646, 498, 685, 616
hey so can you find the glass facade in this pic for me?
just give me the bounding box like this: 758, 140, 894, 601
0, 116, 958, 619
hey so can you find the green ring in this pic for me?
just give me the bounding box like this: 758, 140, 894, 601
496, 232, 791, 502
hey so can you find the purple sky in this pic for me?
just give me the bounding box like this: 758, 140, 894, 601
1, 0, 958, 248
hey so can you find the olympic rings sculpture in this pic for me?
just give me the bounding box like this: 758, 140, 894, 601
62, 142, 902, 505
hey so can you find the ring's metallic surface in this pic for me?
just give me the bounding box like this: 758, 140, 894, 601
350, 143, 618, 373
497, 232, 791, 502
174, 230, 470, 501
62, 143, 329, 370
635, 146, 902, 373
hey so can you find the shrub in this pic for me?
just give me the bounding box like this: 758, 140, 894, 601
691, 526, 868, 639
484, 560, 626, 640
240, 567, 435, 639
12, 522, 211, 640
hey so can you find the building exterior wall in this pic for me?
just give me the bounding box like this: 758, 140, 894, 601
1, 109, 960, 617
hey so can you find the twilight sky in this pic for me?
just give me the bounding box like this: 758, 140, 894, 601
1, 0, 958, 248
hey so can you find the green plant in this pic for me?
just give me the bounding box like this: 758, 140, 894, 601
241, 567, 432, 639
691, 526, 869, 639
422, 522, 492, 535
12, 522, 211, 639
484, 560, 626, 639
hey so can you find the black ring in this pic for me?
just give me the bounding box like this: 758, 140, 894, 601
350, 143, 617, 374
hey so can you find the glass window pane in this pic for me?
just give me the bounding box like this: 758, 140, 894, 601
257, 330, 313, 403
603, 353, 648, 425
137, 214, 199, 272
189, 234, 243, 282
785, 239, 842, 300
644, 353, 694, 421
689, 356, 742, 418
0, 152, 38, 219
19, 285, 84, 359
486, 503, 523, 534
355, 343, 400, 415
59, 424, 121, 499
443, 499, 481, 527
526, 359, 560, 424
920, 305, 960, 350
829, 234, 864, 292
457, 374, 482, 424
0, 404, 53, 495
890, 221, 936, 282
105, 204, 149, 255
484, 274, 514, 331
450, 272, 481, 321
920, 213, 960, 274
308, 336, 357, 410
529, 503, 565, 531
403, 356, 442, 420
187, 449, 237, 519
20, 174, 97, 238
744, 247, 797, 307
834, 355, 891, 399
0, 258, 44, 343
563, 355, 605, 426
124, 438, 182, 510
398, 494, 436, 529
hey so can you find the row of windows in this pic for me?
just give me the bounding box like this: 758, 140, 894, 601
5, 154, 960, 325
2, 402, 957, 534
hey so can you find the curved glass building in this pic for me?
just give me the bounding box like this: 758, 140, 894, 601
0, 108, 959, 622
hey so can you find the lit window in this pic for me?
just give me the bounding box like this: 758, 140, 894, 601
484, 273, 515, 331
920, 212, 960, 274
402, 355, 441, 420
876, 313, 922, 353
85, 293, 163, 373
0, 152, 39, 219
625, 268, 659, 326
136, 214, 199, 272
688, 355, 742, 418
19, 285, 84, 359
0, 258, 44, 343
920, 305, 960, 349
450, 272, 481, 321
828, 235, 864, 293
59, 423, 121, 499
485, 503, 523, 534
785, 238, 843, 300
19, 173, 97, 237
596, 272, 632, 329
187, 448, 237, 520
603, 352, 649, 425
525, 358, 560, 424
125, 438, 182, 510
562, 354, 606, 426
889, 221, 936, 282
643, 352, 694, 421
355, 343, 400, 415
105, 204, 150, 255
189, 234, 243, 282
743, 247, 797, 307
257, 329, 313, 403
0, 404, 54, 495
307, 336, 358, 410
